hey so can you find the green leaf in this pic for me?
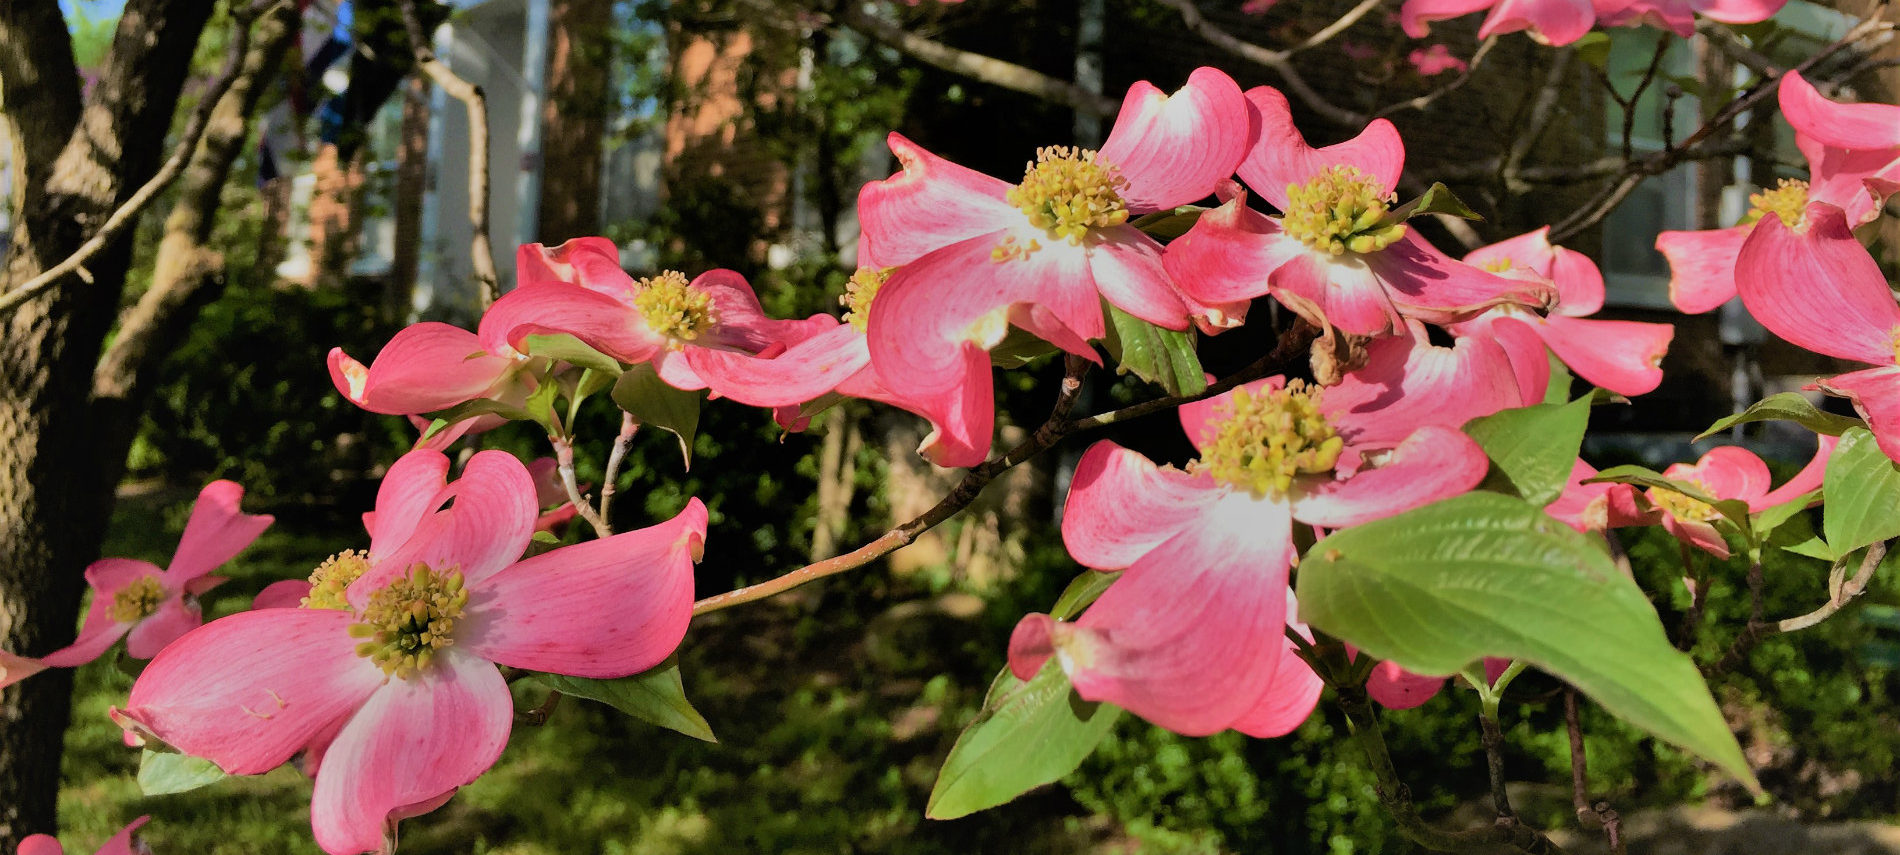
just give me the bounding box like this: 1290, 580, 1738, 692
1128, 205, 1206, 240
1385, 181, 1482, 224
611, 364, 702, 467
1296, 492, 1757, 789
1050, 569, 1122, 621
1588, 464, 1753, 532
1696, 392, 1861, 441
138, 749, 226, 796
1463, 394, 1595, 505
522, 376, 564, 434
419, 398, 533, 442
529, 655, 715, 742
1752, 489, 1818, 541
1574, 31, 1612, 71
926, 659, 1122, 819
1823, 428, 1900, 556
1101, 304, 1205, 396
522, 333, 625, 375
989, 327, 1061, 369
1542, 351, 1574, 405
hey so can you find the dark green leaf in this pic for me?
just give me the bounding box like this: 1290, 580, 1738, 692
1696, 392, 1861, 441
1050, 570, 1122, 621
1101, 304, 1205, 396
926, 659, 1122, 819
138, 749, 226, 796
989, 327, 1061, 369
530, 656, 715, 742
1297, 492, 1757, 789
1823, 428, 1900, 556
1464, 394, 1595, 505
611, 365, 702, 467
1574, 32, 1612, 70
1128, 205, 1207, 240
522, 333, 625, 375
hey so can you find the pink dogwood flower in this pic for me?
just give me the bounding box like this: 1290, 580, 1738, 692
1657, 72, 1896, 314
857, 68, 1250, 403
1594, 0, 1787, 37
0, 481, 272, 690
1635, 438, 1835, 558
328, 322, 539, 451
118, 449, 703, 855
1007, 344, 1494, 734
1400, 0, 1596, 46
1734, 202, 1900, 462
690, 266, 995, 468
1165, 87, 1553, 337
1454, 227, 1674, 396
18, 816, 150, 855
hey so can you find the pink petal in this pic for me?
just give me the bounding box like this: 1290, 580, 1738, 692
1400, 0, 1497, 37
1688, 446, 1772, 504
1366, 660, 1448, 710
690, 269, 781, 354
1086, 227, 1190, 329
165, 480, 273, 584
122, 608, 383, 775
1323, 329, 1524, 447
344, 323, 517, 416
39, 560, 158, 668
18, 835, 63, 855
1756, 434, 1837, 511
1735, 203, 1900, 365
463, 499, 704, 677
1016, 493, 1296, 736
515, 237, 632, 294
1275, 251, 1400, 336
1697, 0, 1785, 22
1534, 315, 1673, 396
1290, 425, 1489, 528
845, 348, 997, 468
477, 282, 654, 363
1817, 367, 1900, 465
1230, 599, 1322, 737
350, 451, 537, 604
122, 597, 202, 660
1778, 70, 1900, 151
1239, 87, 1405, 211
1367, 232, 1555, 327
1803, 141, 1897, 227
1162, 191, 1305, 305
1097, 68, 1251, 214
1479, 0, 1595, 44
92, 816, 153, 855
368, 450, 452, 559
856, 132, 1017, 268
1656, 226, 1747, 314
254, 579, 314, 610
0, 649, 49, 691
866, 231, 1098, 396
1664, 515, 1730, 559
1595, 0, 1695, 35
87, 556, 163, 592
1545, 459, 1617, 532
310, 652, 511, 855
1464, 227, 1559, 278
1486, 315, 1552, 407
691, 322, 871, 407
1549, 245, 1606, 317
1179, 377, 1279, 454
1061, 440, 1224, 570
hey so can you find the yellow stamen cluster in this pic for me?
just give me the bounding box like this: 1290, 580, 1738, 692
1006, 146, 1130, 246
1480, 256, 1515, 273
302, 550, 371, 611
1742, 179, 1810, 230
348, 564, 468, 679
633, 270, 717, 343
1648, 484, 1718, 524
841, 266, 892, 333
1282, 166, 1406, 256
109, 576, 166, 624
1199, 380, 1345, 497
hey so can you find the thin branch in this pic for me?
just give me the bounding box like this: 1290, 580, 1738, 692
597, 411, 638, 526
1713, 541, 1888, 674
1565, 690, 1626, 855
1621, 32, 1673, 163
1697, 20, 1776, 77
1288, 0, 1384, 54
1148, 0, 1370, 126
824, 1, 1117, 117
400, 0, 499, 307
1479, 710, 1516, 821
1377, 36, 1500, 118
1502, 49, 1576, 193
1777, 540, 1888, 632
551, 435, 611, 538
0, 0, 268, 317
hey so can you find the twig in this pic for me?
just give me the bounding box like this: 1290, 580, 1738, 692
1288, 0, 1383, 54
1565, 690, 1627, 855
1502, 49, 1575, 193
517, 689, 563, 725
1712, 542, 1887, 673
1060, 321, 1319, 433
1148, 0, 1370, 126
1377, 36, 1500, 118
1621, 32, 1673, 163
1697, 20, 1776, 77
1777, 540, 1888, 632
1480, 710, 1516, 821
400, 0, 499, 307
597, 412, 638, 526
692, 355, 1093, 616
551, 434, 611, 538
0, 0, 271, 317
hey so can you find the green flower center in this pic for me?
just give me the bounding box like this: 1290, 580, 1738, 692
1282, 165, 1406, 256
348, 564, 468, 679
1198, 380, 1345, 497
1005, 146, 1130, 247
1741, 179, 1810, 230
841, 266, 892, 333
109, 576, 166, 623
634, 271, 717, 342
302, 549, 371, 611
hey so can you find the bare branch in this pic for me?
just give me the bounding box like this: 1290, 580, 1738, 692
1566, 690, 1627, 855
1377, 36, 1500, 118
1289, 0, 1384, 54
1778, 540, 1888, 632
596, 411, 639, 526
0, 1, 267, 317
401, 0, 500, 307
1147, 0, 1371, 126
1502, 49, 1576, 193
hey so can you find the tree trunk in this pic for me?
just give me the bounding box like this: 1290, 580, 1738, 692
389, 76, 432, 321
536, 0, 613, 243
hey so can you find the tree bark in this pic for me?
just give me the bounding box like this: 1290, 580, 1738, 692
536, 0, 613, 243
0, 0, 217, 844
